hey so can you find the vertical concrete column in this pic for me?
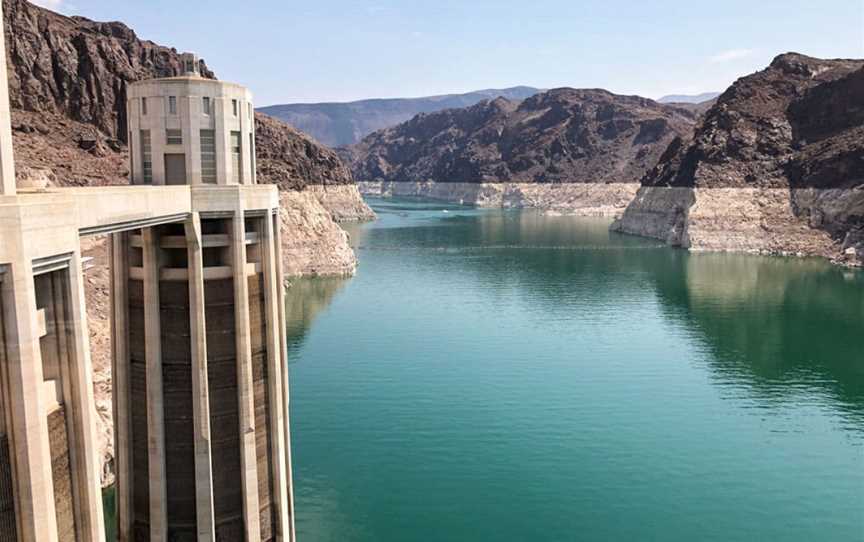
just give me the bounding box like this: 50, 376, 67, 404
127, 99, 140, 184
0, 1, 16, 195
0, 258, 58, 542
63, 250, 107, 542
151, 106, 166, 186
261, 213, 290, 540
184, 213, 216, 541
272, 210, 297, 542
111, 233, 134, 540
184, 97, 202, 186
63, 250, 105, 542
142, 227, 168, 541
231, 211, 262, 540
215, 100, 232, 185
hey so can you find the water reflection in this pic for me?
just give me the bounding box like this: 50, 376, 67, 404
291, 199, 864, 541
650, 252, 864, 421
285, 276, 349, 353
347, 199, 864, 421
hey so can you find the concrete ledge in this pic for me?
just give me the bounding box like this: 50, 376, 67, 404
128, 263, 261, 282
129, 232, 260, 249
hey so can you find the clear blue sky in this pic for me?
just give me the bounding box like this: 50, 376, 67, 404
36, 0, 864, 106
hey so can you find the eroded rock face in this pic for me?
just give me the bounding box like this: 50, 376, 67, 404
642, 53, 863, 190
255, 111, 376, 222
4, 0, 214, 140
279, 188, 359, 276
346, 89, 698, 187
256, 112, 354, 190
616, 53, 864, 266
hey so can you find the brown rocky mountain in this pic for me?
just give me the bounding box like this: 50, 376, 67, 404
347, 88, 699, 213
349, 89, 698, 185
614, 53, 864, 266
4, 0, 371, 485
256, 111, 353, 189
5, 0, 213, 140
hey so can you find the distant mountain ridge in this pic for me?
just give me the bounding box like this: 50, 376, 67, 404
258, 86, 541, 147
658, 92, 721, 104
346, 88, 698, 185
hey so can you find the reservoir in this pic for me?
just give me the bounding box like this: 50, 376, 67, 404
287, 198, 864, 542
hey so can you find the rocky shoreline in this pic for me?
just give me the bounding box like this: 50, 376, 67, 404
611, 187, 863, 266
280, 184, 374, 277
359, 181, 640, 217
360, 179, 863, 266
350, 53, 863, 269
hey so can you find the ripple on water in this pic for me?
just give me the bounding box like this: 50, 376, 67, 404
290, 200, 864, 542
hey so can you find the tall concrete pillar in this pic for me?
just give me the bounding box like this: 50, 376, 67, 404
64, 251, 107, 541
0, 259, 59, 542
231, 212, 262, 541
142, 227, 168, 541
184, 214, 216, 540
110, 233, 134, 541
273, 211, 297, 542
262, 212, 291, 541
0, 229, 107, 542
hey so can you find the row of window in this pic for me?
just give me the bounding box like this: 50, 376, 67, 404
140, 96, 253, 118
138, 129, 253, 184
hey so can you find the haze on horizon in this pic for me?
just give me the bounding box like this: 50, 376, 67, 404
36, 0, 864, 106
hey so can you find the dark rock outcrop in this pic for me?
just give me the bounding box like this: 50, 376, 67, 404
4, 0, 214, 141
642, 53, 863, 189
347, 88, 698, 186
615, 53, 864, 266
786, 65, 864, 190
255, 111, 354, 190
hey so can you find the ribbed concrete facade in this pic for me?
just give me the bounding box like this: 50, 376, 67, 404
0, 3, 296, 538
112, 210, 294, 541
111, 67, 295, 542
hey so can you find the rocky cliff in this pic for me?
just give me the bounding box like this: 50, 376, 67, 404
613, 53, 864, 266
5, 0, 214, 140
347, 89, 698, 214
256, 111, 375, 274
4, 0, 372, 485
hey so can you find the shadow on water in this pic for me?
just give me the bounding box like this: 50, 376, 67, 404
285, 276, 350, 354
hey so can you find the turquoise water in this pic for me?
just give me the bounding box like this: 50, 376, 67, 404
287, 198, 864, 542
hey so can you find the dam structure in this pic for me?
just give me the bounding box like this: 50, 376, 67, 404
0, 3, 296, 539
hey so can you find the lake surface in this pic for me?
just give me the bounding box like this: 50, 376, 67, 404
287, 198, 864, 542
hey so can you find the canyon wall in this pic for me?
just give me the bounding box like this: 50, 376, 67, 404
613, 54, 864, 266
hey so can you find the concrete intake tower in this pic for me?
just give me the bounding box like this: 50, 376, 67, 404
0, 3, 296, 539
